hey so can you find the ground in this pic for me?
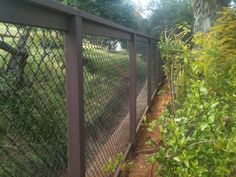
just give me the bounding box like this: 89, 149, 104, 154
121, 84, 170, 177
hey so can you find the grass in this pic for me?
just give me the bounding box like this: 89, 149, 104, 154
0, 24, 147, 177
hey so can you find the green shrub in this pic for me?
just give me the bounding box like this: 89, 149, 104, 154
148, 8, 236, 177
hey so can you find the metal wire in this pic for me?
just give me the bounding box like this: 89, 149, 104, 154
83, 35, 131, 177
0, 23, 67, 177
136, 42, 148, 123
0, 22, 160, 177
151, 43, 158, 94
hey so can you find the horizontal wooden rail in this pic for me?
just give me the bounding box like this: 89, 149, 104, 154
0, 1, 164, 177
0, 0, 157, 40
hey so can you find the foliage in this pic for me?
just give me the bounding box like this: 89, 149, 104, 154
57, 0, 148, 31
148, 0, 194, 37
102, 152, 133, 173
159, 23, 191, 114
147, 8, 236, 177
192, 8, 236, 98
192, 0, 236, 32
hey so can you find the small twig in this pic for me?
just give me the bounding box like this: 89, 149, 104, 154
188, 140, 216, 148
134, 148, 154, 155
148, 163, 155, 177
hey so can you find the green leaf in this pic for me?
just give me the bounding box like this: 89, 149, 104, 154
200, 123, 208, 131
173, 156, 181, 162
209, 115, 215, 123
226, 142, 236, 153
200, 87, 208, 94
183, 159, 190, 168
211, 102, 219, 108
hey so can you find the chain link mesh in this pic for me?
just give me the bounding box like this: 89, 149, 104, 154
83, 35, 131, 177
0, 22, 160, 177
0, 23, 67, 177
136, 42, 148, 124
151, 42, 158, 95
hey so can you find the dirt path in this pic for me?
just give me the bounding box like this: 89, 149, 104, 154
122, 84, 170, 177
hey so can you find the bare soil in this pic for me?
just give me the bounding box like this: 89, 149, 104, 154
121, 84, 170, 177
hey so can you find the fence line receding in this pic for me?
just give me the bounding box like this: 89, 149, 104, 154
0, 0, 164, 177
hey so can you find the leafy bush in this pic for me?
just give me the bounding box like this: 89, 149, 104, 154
102, 152, 133, 173
148, 8, 236, 177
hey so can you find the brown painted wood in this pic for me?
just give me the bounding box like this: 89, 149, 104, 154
129, 34, 137, 145
65, 16, 85, 177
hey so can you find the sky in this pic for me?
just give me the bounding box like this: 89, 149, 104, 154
131, 0, 151, 18
131, 0, 151, 7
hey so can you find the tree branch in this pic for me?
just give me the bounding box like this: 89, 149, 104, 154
0, 40, 28, 58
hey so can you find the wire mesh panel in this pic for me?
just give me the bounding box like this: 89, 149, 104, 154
83, 35, 130, 177
0, 23, 67, 177
151, 42, 158, 95
135, 42, 148, 124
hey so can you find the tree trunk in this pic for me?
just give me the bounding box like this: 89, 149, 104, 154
193, 0, 229, 32
6, 28, 31, 85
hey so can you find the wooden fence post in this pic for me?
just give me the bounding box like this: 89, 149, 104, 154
147, 38, 152, 106
157, 46, 163, 85
65, 16, 85, 177
129, 33, 136, 146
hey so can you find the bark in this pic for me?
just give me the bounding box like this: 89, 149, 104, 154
6, 28, 31, 84
193, 0, 229, 32
0, 41, 28, 57
0, 40, 29, 85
